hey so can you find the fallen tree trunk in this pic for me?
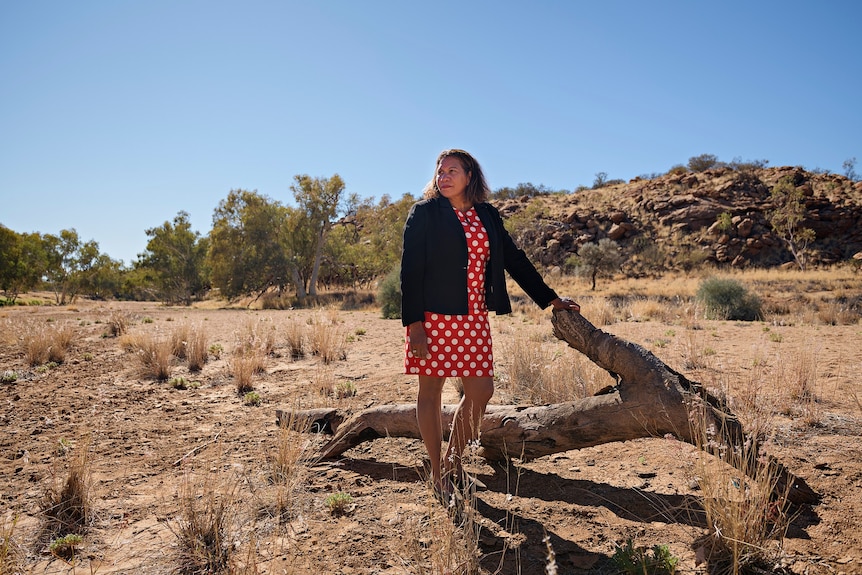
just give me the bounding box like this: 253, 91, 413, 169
277, 309, 818, 504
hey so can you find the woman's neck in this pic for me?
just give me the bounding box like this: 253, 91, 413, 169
449, 198, 473, 212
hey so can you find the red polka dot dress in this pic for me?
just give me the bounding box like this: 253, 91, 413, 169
405, 207, 493, 377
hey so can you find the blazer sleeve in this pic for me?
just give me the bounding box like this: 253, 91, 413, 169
400, 202, 428, 326
494, 206, 559, 309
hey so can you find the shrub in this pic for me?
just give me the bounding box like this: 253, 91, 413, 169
324, 492, 353, 515
243, 391, 261, 406
169, 376, 189, 390
715, 211, 733, 233
612, 538, 678, 574
696, 277, 762, 321
49, 533, 83, 560
335, 381, 357, 398
688, 153, 720, 172
208, 343, 223, 359
377, 267, 401, 320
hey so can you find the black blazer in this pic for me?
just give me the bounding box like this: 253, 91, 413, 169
401, 195, 558, 327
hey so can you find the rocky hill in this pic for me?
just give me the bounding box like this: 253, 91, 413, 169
496, 166, 862, 273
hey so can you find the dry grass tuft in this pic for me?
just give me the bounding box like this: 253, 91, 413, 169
775, 346, 822, 426
173, 322, 209, 372
21, 321, 52, 366
0, 514, 24, 574
398, 485, 482, 575
170, 322, 191, 359
130, 332, 174, 381
229, 319, 273, 393
229, 350, 265, 394
20, 321, 75, 366
107, 310, 131, 336
39, 435, 94, 545
623, 297, 679, 323
169, 472, 238, 575
267, 415, 314, 523
283, 317, 306, 359
690, 408, 793, 575
312, 365, 337, 401
307, 313, 346, 364
498, 329, 612, 404
680, 330, 713, 370
581, 296, 617, 326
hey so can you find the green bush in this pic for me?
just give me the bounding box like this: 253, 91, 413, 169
377, 267, 401, 320
688, 153, 720, 172
612, 538, 678, 574
696, 277, 762, 321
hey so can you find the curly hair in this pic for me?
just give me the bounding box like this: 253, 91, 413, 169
422, 149, 491, 204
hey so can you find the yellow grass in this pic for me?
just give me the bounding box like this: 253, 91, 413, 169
507, 266, 861, 327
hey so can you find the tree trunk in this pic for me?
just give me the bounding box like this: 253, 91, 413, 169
277, 309, 818, 504
308, 223, 330, 297
290, 265, 306, 300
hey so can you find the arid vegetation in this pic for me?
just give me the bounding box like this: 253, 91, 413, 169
3, 159, 861, 309
0, 264, 860, 574
1, 154, 861, 573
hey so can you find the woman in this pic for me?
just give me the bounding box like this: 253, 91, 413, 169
400, 149, 580, 503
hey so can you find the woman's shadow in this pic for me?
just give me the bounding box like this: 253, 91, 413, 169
339, 454, 819, 574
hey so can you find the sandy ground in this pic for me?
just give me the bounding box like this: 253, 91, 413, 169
1, 298, 861, 574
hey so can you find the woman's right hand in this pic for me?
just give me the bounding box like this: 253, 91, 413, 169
408, 321, 430, 359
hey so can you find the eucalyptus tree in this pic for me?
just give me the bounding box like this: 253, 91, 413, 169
139, 211, 208, 304
290, 174, 346, 296
42, 229, 104, 304
208, 189, 288, 300
0, 227, 46, 301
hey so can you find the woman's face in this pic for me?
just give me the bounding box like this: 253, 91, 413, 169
436, 156, 471, 203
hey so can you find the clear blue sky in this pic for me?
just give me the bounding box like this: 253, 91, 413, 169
2, 1, 860, 265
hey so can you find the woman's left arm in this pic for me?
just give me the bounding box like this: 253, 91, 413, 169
490, 205, 580, 312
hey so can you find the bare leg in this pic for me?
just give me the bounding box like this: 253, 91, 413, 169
416, 376, 446, 490
444, 376, 494, 479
